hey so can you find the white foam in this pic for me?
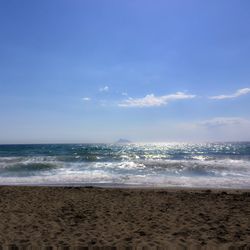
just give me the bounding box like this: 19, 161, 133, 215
0, 156, 250, 188
0, 173, 249, 188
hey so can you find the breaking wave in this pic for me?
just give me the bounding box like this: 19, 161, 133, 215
0, 142, 249, 188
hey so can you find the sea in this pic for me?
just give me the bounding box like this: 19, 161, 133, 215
0, 142, 250, 188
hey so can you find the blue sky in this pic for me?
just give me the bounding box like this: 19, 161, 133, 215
1, 0, 250, 143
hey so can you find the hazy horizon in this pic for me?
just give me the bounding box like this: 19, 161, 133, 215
1, 0, 250, 144
1, 139, 250, 145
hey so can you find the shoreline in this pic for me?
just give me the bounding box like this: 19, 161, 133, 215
1, 183, 250, 191
0, 186, 249, 248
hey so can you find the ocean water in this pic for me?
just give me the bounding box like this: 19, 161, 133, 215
0, 142, 250, 188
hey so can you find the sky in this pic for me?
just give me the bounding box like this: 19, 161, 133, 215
0, 0, 250, 143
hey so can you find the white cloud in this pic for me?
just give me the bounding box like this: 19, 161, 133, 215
82, 97, 91, 101
198, 117, 250, 128
209, 88, 250, 100
99, 86, 109, 92
193, 117, 250, 141
122, 92, 128, 96
118, 92, 196, 107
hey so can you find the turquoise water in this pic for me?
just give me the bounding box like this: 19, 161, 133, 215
0, 142, 250, 188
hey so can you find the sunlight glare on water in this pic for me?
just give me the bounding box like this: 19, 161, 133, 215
0, 142, 249, 188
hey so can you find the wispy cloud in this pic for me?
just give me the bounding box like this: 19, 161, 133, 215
82, 97, 91, 101
209, 88, 250, 100
118, 92, 196, 108
99, 86, 109, 92
122, 92, 128, 96
198, 117, 250, 128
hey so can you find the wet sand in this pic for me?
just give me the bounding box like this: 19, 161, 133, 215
0, 186, 249, 249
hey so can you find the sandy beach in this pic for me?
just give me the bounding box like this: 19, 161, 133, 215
0, 186, 249, 249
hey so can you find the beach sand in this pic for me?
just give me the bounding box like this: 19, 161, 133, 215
0, 186, 249, 249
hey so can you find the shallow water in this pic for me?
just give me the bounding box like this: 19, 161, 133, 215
0, 142, 250, 188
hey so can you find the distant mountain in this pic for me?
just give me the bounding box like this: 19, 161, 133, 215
115, 138, 132, 144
